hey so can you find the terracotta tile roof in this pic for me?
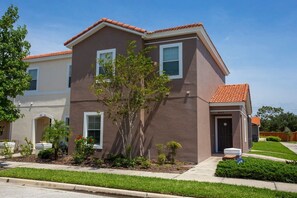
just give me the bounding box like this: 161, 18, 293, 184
210, 84, 249, 103
23, 50, 72, 60
64, 18, 147, 46
251, 117, 261, 126
149, 22, 203, 34
64, 18, 204, 46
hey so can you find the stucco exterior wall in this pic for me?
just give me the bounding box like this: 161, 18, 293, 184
196, 37, 225, 162
10, 57, 71, 145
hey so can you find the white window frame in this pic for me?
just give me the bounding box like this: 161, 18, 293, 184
66, 64, 72, 89
27, 67, 39, 92
83, 112, 104, 149
159, 42, 183, 79
96, 48, 116, 76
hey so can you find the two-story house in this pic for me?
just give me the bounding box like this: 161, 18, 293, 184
63, 18, 252, 163
7, 51, 72, 148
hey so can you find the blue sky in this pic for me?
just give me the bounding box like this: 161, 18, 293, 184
1, 0, 297, 114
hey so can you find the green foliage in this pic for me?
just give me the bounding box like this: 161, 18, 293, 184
2, 168, 297, 198
156, 144, 165, 155
20, 137, 33, 157
0, 142, 13, 158
0, 5, 31, 123
166, 141, 182, 164
92, 41, 170, 156
37, 148, 54, 159
157, 153, 166, 165
73, 135, 94, 164
92, 157, 104, 167
266, 136, 281, 142
43, 119, 70, 160
216, 157, 297, 183
134, 156, 151, 169
257, 106, 297, 131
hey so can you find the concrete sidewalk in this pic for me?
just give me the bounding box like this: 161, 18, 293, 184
1, 157, 297, 193
281, 142, 297, 154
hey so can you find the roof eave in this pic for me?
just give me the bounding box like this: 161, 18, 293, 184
23, 53, 72, 63
144, 26, 230, 76
65, 22, 145, 49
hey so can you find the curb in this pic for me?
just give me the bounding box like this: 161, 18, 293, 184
0, 177, 191, 198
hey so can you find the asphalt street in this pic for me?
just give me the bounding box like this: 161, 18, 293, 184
0, 182, 115, 198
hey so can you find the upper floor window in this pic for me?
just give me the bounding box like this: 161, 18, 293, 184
68, 65, 72, 88
96, 49, 116, 76
159, 43, 183, 79
28, 68, 38, 91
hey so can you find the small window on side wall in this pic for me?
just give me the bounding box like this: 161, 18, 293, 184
160, 43, 183, 79
96, 49, 116, 76
28, 68, 38, 91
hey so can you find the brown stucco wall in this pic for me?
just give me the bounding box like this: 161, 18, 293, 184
144, 35, 199, 162
196, 37, 225, 162
69, 26, 143, 154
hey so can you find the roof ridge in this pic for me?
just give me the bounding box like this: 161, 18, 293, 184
149, 22, 203, 34
64, 18, 203, 46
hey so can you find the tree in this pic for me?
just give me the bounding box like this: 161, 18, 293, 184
256, 106, 284, 131
0, 5, 31, 123
256, 106, 297, 132
43, 120, 70, 160
92, 41, 170, 158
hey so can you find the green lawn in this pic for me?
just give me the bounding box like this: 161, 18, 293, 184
0, 168, 296, 198
216, 157, 297, 183
249, 141, 297, 160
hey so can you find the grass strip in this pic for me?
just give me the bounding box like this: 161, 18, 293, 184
216, 157, 297, 183
0, 167, 297, 198
250, 142, 297, 160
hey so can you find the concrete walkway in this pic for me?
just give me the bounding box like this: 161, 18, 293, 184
281, 142, 297, 154
242, 153, 287, 162
1, 157, 297, 193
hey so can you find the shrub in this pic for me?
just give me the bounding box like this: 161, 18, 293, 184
140, 159, 151, 169
216, 157, 297, 183
166, 141, 182, 164
20, 137, 33, 157
73, 135, 94, 164
43, 119, 70, 160
157, 153, 166, 165
284, 127, 292, 141
266, 136, 281, 142
38, 148, 54, 159
92, 157, 104, 167
0, 142, 13, 158
134, 156, 151, 169
156, 144, 165, 155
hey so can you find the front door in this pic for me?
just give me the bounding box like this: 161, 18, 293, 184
217, 118, 233, 152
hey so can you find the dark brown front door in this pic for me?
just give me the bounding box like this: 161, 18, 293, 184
217, 118, 233, 152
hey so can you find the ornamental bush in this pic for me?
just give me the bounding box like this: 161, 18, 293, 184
266, 136, 281, 142
216, 157, 297, 183
20, 137, 33, 157
73, 135, 94, 164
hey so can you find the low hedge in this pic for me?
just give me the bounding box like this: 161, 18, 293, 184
266, 136, 281, 142
216, 157, 297, 183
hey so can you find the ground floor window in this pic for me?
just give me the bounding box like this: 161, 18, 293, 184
83, 112, 104, 149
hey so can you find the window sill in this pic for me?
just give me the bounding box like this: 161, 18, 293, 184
93, 144, 102, 150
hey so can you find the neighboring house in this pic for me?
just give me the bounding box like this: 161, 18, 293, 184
5, 51, 72, 148
251, 116, 261, 142
63, 18, 253, 163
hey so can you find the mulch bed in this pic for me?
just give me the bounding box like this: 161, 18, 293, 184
3, 154, 194, 174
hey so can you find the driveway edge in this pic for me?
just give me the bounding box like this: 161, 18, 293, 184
0, 177, 190, 198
